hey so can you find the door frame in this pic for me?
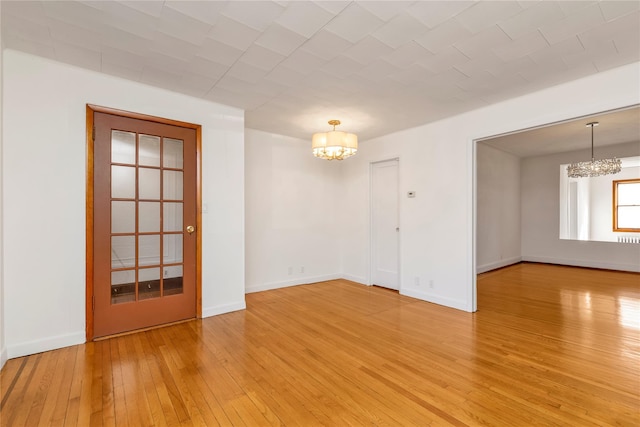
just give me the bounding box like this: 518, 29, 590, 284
369, 157, 400, 290
85, 104, 203, 341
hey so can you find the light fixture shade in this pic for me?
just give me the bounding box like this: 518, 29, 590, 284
312, 121, 358, 160
567, 158, 622, 178
311, 132, 327, 149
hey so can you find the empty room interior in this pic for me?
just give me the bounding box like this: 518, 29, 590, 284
1, 1, 639, 426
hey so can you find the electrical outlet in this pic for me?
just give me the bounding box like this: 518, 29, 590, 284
300, 266, 305, 273
414, 277, 420, 286
288, 267, 293, 275
429, 280, 434, 289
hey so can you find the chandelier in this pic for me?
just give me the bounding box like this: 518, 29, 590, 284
567, 122, 621, 178
311, 120, 357, 160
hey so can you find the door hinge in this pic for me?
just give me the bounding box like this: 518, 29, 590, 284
92, 295, 95, 312
92, 126, 96, 141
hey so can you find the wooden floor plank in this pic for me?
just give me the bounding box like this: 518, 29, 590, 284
6, 354, 44, 426
155, 325, 220, 427
76, 344, 97, 427
1, 263, 639, 426
23, 352, 55, 427
88, 342, 103, 427
0, 357, 31, 425
107, 338, 128, 427
97, 341, 115, 427
49, 346, 78, 427
129, 333, 168, 427
139, 330, 183, 427
62, 345, 88, 427
151, 329, 194, 425
0, 358, 24, 406
35, 346, 73, 427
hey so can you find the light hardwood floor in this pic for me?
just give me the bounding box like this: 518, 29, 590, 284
1, 263, 639, 426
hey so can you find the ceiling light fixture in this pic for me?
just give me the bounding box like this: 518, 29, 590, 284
312, 120, 357, 161
567, 122, 621, 178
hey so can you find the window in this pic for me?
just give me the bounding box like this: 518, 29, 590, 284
613, 179, 640, 232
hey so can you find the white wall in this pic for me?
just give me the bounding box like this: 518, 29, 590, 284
245, 129, 342, 292
0, 1, 6, 370
2, 50, 245, 358
522, 141, 640, 271
476, 144, 521, 273
341, 62, 640, 312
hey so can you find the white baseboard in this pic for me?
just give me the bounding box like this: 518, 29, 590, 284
7, 331, 85, 359
245, 274, 472, 312
341, 274, 368, 285
1, 347, 7, 371
400, 288, 470, 312
245, 274, 341, 294
202, 300, 246, 318
523, 256, 640, 273
477, 256, 522, 274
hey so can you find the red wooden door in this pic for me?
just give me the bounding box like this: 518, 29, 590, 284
93, 112, 197, 338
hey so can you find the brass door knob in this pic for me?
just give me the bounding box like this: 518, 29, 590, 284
186, 225, 195, 234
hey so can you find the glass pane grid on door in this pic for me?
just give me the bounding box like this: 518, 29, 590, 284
110, 131, 184, 305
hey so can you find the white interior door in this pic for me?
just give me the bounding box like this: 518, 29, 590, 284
371, 159, 399, 290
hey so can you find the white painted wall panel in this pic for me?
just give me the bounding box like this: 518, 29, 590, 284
244, 129, 341, 292
476, 144, 521, 273
2, 50, 245, 358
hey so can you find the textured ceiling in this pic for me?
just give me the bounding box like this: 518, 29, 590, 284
2, 1, 640, 141
481, 105, 640, 158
